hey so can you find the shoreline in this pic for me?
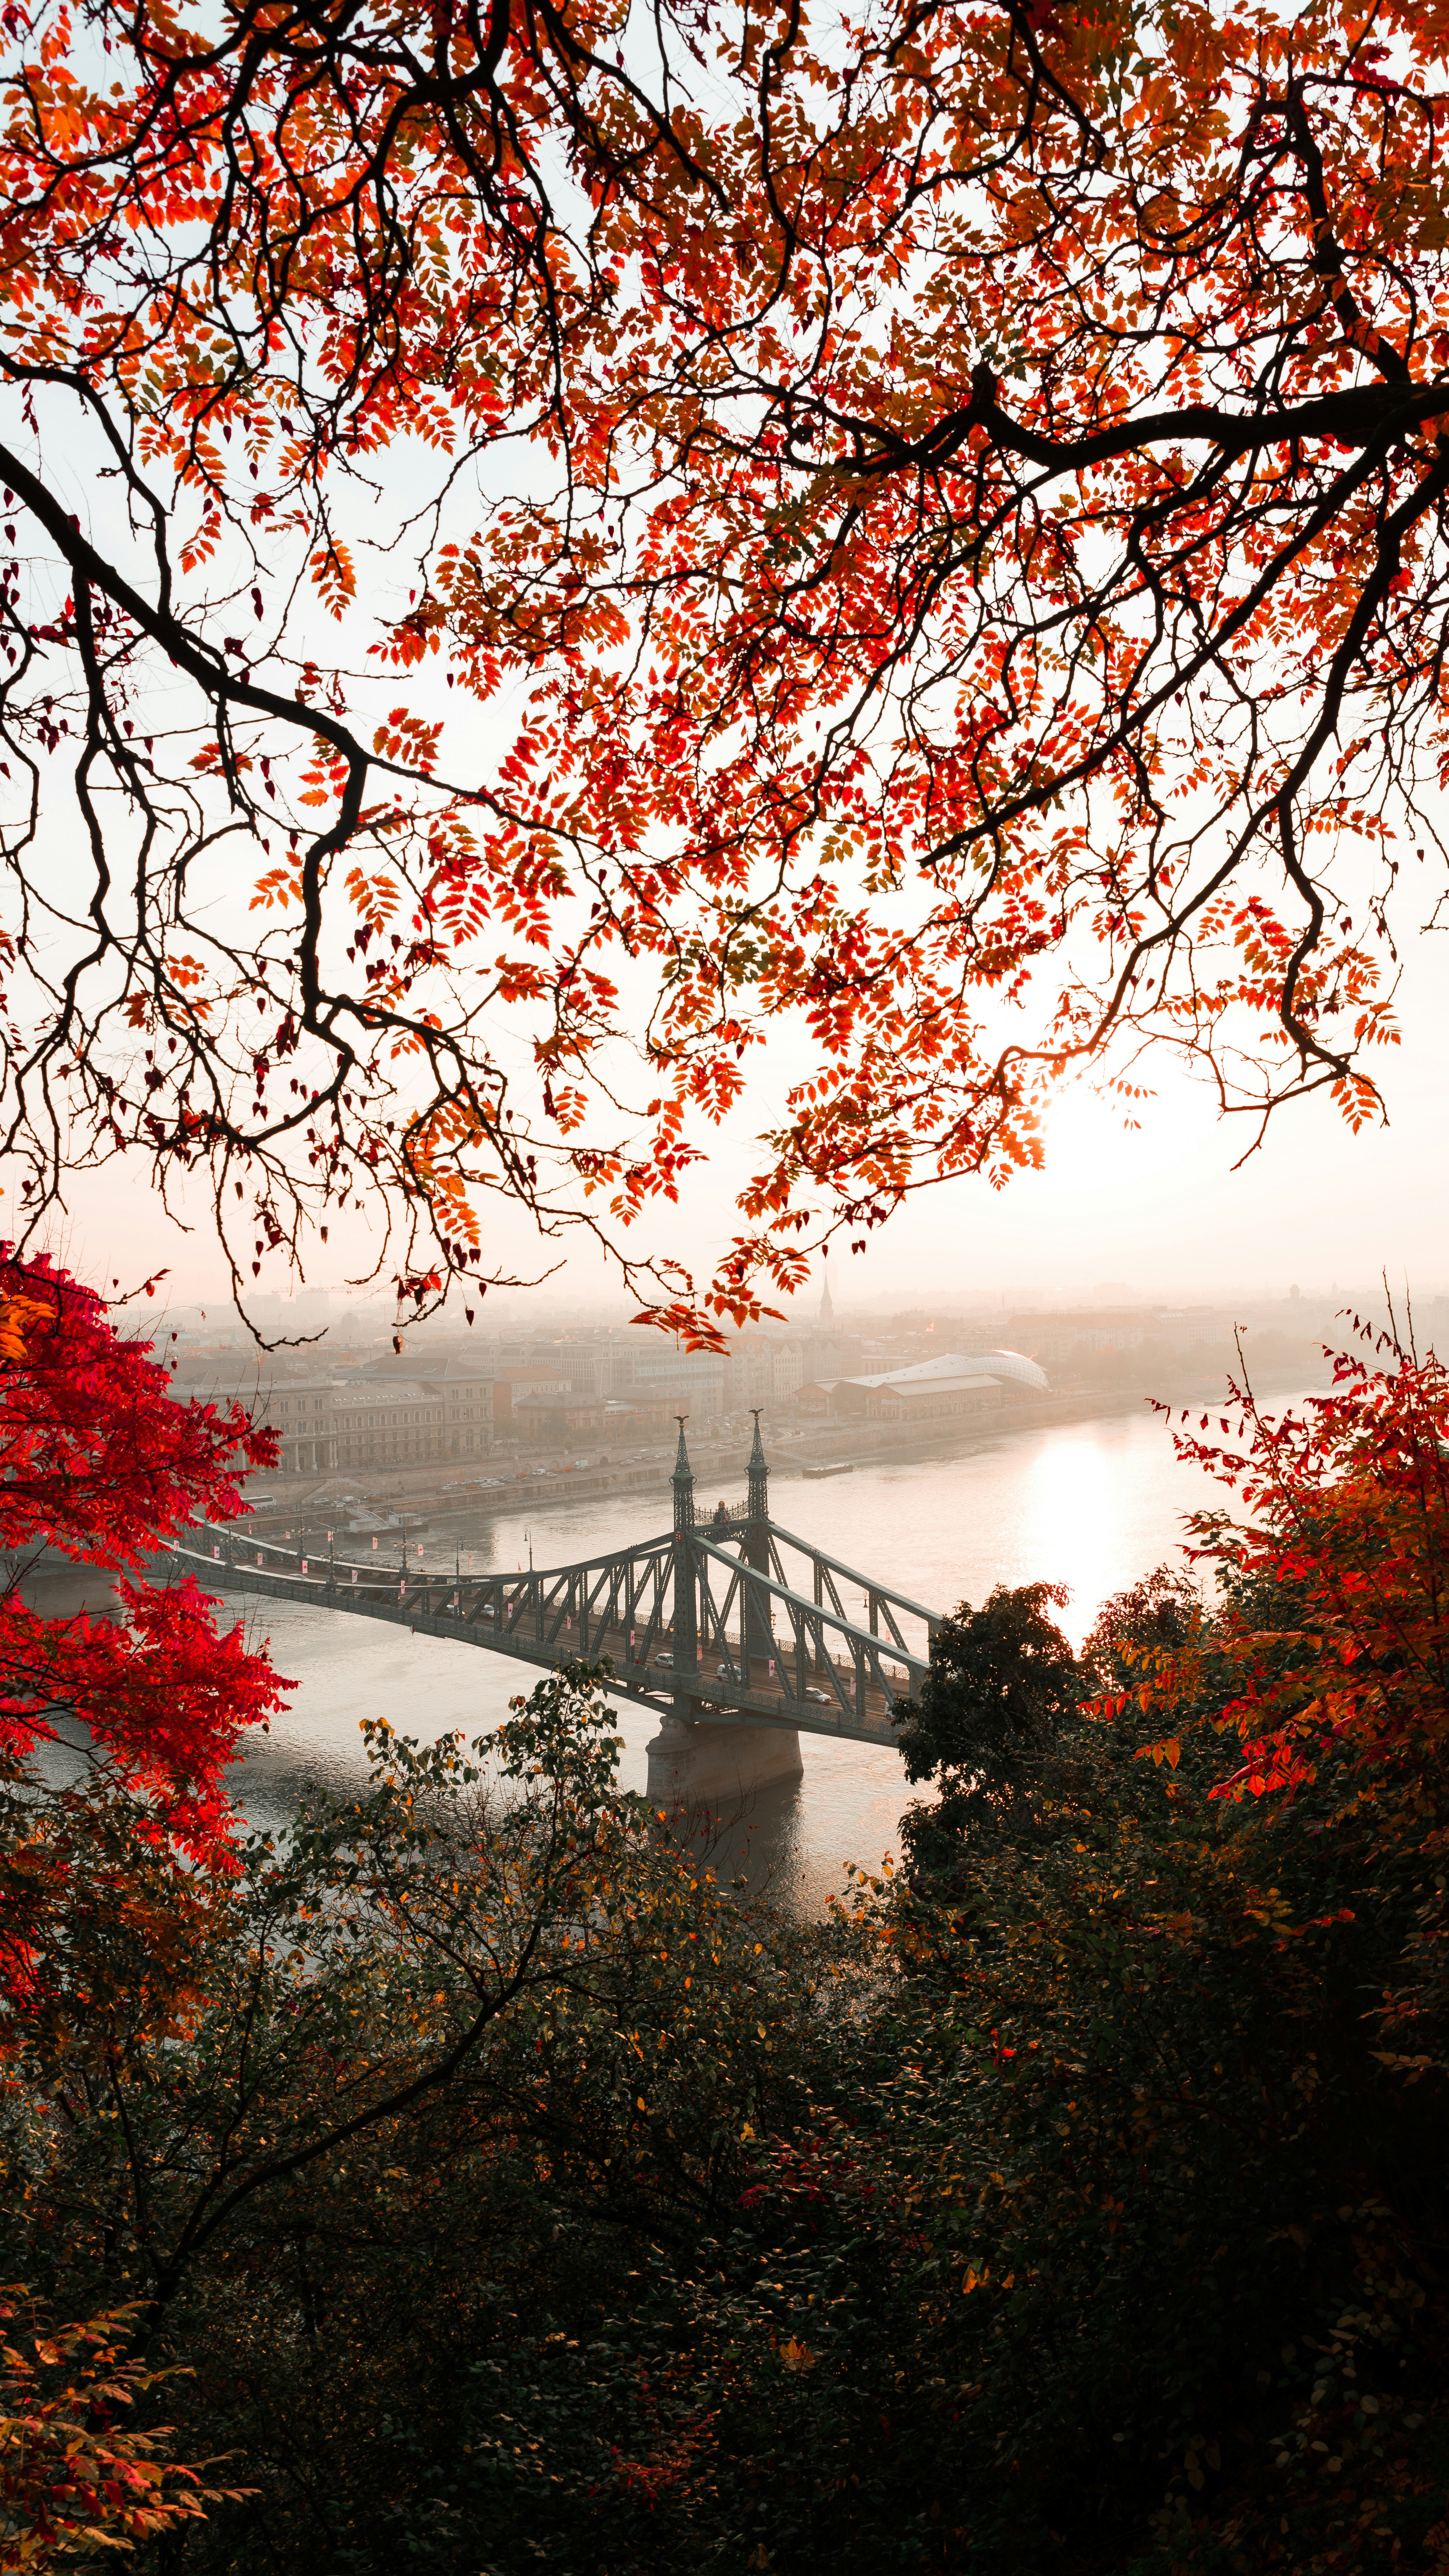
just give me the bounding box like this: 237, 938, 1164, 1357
248, 1360, 1330, 1541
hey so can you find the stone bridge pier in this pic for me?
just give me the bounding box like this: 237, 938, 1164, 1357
644, 1708, 805, 1806
175, 1410, 937, 1808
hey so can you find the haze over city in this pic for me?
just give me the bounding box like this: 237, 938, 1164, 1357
19, 840, 1440, 1335
56, 954, 1449, 1326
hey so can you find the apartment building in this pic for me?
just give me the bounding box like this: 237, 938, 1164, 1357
727, 1332, 808, 1411
1148, 1310, 1231, 1350
725, 1332, 777, 1412
513, 1389, 606, 1443
770, 1341, 805, 1404
263, 1361, 510, 1476
600, 1331, 728, 1424
491, 1336, 605, 1396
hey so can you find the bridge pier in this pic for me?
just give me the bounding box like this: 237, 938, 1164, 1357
645, 1704, 804, 1807
644, 1418, 806, 1806
177, 1412, 937, 1795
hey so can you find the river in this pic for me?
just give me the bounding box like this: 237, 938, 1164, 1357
230, 1393, 1302, 1913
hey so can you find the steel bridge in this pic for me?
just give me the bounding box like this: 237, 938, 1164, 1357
173, 1420, 941, 1790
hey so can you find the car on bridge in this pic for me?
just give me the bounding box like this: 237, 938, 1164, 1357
653, 1651, 673, 1669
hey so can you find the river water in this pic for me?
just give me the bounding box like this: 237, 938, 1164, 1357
230, 1394, 1300, 1913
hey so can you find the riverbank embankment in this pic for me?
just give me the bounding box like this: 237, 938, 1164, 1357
249, 1355, 1330, 1545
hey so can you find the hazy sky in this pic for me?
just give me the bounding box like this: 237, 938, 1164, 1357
15, 369, 1449, 1324
11, 254, 1449, 1326
39, 899, 1449, 1319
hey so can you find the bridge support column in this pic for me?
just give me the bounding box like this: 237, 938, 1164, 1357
645, 1701, 804, 1807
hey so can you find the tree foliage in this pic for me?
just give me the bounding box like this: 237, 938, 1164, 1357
1, 0, 1447, 1330
1142, 1328, 1449, 1811
0, 1664, 864, 2568
10, 1324, 1449, 2570
8, 1582, 1449, 2576
0, 1249, 280, 1860
1085, 1559, 1202, 1682
892, 1577, 1086, 1873
0, 2291, 249, 2571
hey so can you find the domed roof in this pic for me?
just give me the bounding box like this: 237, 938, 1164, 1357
964, 1346, 1049, 1392
852, 1348, 1051, 1394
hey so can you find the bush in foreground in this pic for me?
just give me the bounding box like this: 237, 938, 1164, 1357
7, 1285, 1449, 2569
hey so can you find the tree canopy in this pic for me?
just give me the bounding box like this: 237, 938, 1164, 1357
8, 1336, 1449, 2570
2, 0, 1446, 1330
0, 1250, 280, 1856
892, 1577, 1085, 1871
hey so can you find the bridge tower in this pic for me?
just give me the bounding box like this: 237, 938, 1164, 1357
671, 1418, 698, 1674
742, 1410, 771, 1685
644, 1413, 803, 1809
747, 1407, 769, 1518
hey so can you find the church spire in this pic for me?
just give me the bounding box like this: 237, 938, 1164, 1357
818, 1265, 835, 1327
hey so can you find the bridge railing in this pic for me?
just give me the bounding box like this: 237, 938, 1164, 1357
690, 1535, 926, 1726
173, 1512, 938, 1745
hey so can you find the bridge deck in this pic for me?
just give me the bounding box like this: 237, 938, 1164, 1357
176, 1542, 916, 1751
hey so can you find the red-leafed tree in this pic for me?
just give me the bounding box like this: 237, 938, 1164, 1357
1138, 1330, 1449, 1812
1, 2, 1447, 1338
0, 1250, 283, 1858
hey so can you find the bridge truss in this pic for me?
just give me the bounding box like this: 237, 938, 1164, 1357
174, 1420, 942, 1751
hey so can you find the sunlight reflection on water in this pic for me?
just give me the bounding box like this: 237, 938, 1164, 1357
223, 1393, 1312, 1913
